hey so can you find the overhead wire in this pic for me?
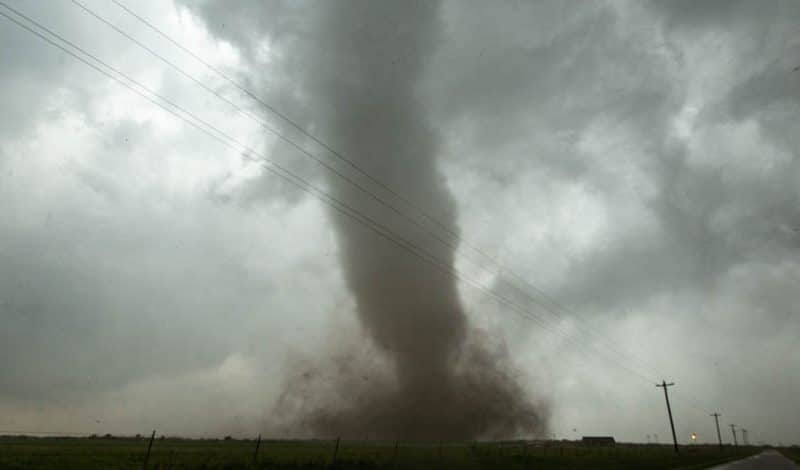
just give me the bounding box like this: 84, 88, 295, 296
92, 0, 667, 382
5, 4, 739, 432
0, 2, 663, 387
109, 0, 470, 245
68, 0, 492, 280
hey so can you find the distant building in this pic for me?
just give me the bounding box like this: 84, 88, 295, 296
581, 436, 616, 447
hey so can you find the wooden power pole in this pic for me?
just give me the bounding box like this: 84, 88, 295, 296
711, 413, 723, 451
142, 430, 156, 470
656, 380, 679, 454
253, 434, 261, 464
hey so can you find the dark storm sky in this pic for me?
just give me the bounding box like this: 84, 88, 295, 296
0, 0, 798, 444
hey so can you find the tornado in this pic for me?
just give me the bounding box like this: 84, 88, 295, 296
276, 0, 548, 440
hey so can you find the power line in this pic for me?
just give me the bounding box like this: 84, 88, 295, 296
90, 0, 666, 385
68, 0, 471, 264
1, 2, 670, 391
13, 5, 744, 425
109, 0, 467, 243
0, 3, 662, 386
14, 0, 619, 386
69, 0, 610, 355
4, 8, 739, 430
100, 0, 668, 378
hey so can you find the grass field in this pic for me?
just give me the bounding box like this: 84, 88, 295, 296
779, 446, 800, 463
0, 435, 763, 469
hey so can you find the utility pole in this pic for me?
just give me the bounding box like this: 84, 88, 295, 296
711, 413, 723, 451
741, 429, 748, 446
330, 437, 340, 467
729, 424, 738, 448
656, 380, 679, 454
253, 434, 261, 464
142, 430, 156, 470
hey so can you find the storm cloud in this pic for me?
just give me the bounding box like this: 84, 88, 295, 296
0, 0, 798, 445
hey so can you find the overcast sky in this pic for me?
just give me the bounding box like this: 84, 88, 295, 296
1, 0, 799, 445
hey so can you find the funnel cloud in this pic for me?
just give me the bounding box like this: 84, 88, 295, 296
261, 1, 547, 440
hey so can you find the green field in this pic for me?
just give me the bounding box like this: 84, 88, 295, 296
0, 436, 762, 469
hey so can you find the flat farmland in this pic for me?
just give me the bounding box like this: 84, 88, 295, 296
0, 436, 763, 469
